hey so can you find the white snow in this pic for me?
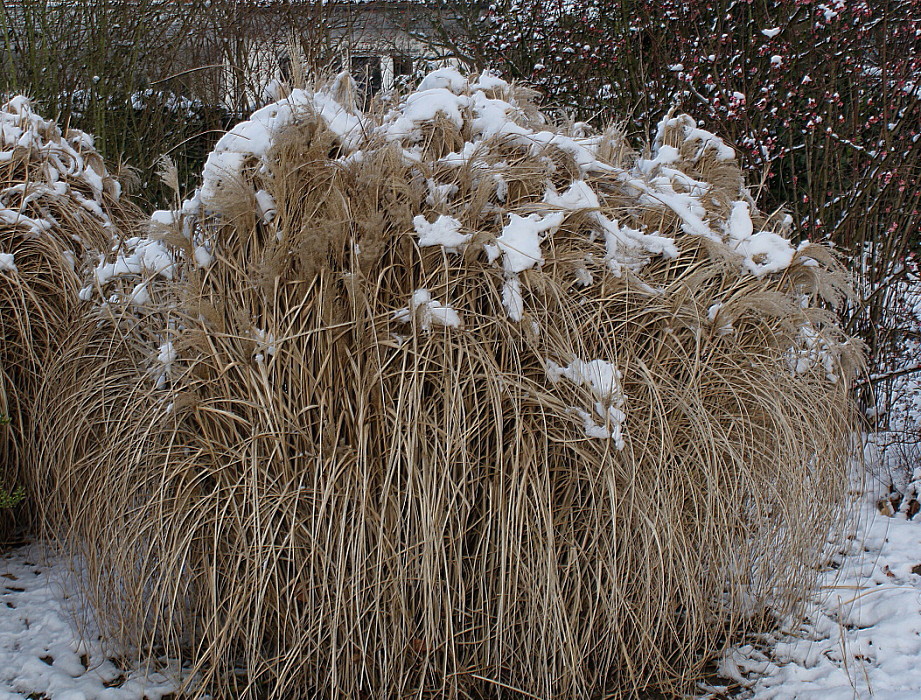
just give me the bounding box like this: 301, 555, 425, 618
490, 211, 565, 321
437, 141, 478, 168
199, 151, 248, 209
501, 277, 524, 321
0, 96, 118, 248
417, 67, 468, 94
385, 88, 470, 142
199, 86, 364, 211
193, 245, 214, 269
496, 212, 564, 274
92, 237, 176, 289
709, 441, 921, 699
0, 253, 16, 273
252, 327, 277, 363
543, 179, 600, 211
601, 216, 678, 277
136, 67, 807, 339
544, 180, 678, 276
470, 71, 509, 92
156, 341, 176, 367
149, 210, 176, 227
622, 171, 719, 242
413, 214, 470, 252
725, 201, 796, 277
655, 113, 736, 162
254, 189, 277, 223
393, 288, 462, 331
11, 441, 921, 698
786, 324, 840, 383
425, 180, 458, 207
546, 358, 627, 448
0, 544, 182, 699
651, 143, 681, 165
127, 282, 150, 307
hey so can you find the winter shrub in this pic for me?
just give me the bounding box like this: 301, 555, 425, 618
0, 96, 136, 530
32, 70, 863, 698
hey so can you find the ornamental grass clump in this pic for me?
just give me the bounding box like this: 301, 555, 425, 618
0, 96, 137, 527
43, 70, 861, 698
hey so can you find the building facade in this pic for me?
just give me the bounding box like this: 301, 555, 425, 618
216, 0, 460, 110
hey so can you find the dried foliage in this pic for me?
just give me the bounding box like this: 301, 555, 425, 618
0, 97, 137, 537
24, 75, 863, 698
441, 0, 920, 414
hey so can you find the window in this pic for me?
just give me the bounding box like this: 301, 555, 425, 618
393, 55, 413, 78
350, 56, 382, 104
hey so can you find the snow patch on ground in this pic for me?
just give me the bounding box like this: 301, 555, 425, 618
0, 544, 182, 699
708, 437, 921, 699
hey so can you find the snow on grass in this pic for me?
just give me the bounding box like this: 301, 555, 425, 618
0, 96, 118, 248
495, 212, 564, 274
125, 68, 813, 337
392, 288, 462, 331
412, 214, 469, 251
199, 83, 364, 211
0, 544, 182, 699
724, 201, 796, 278
546, 358, 627, 447
1, 69, 865, 697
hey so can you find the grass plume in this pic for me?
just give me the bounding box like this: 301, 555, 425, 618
30, 72, 862, 698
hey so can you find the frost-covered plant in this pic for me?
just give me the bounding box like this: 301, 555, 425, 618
439, 0, 920, 384
0, 95, 134, 526
38, 70, 860, 698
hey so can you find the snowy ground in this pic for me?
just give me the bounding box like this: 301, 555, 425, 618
706, 436, 921, 699
2, 438, 921, 699
0, 544, 181, 700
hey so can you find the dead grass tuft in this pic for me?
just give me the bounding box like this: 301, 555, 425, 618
34, 74, 862, 698
0, 97, 137, 531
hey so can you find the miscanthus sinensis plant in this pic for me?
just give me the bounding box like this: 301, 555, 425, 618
13, 70, 863, 698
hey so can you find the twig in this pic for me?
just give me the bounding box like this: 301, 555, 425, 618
854, 363, 921, 388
